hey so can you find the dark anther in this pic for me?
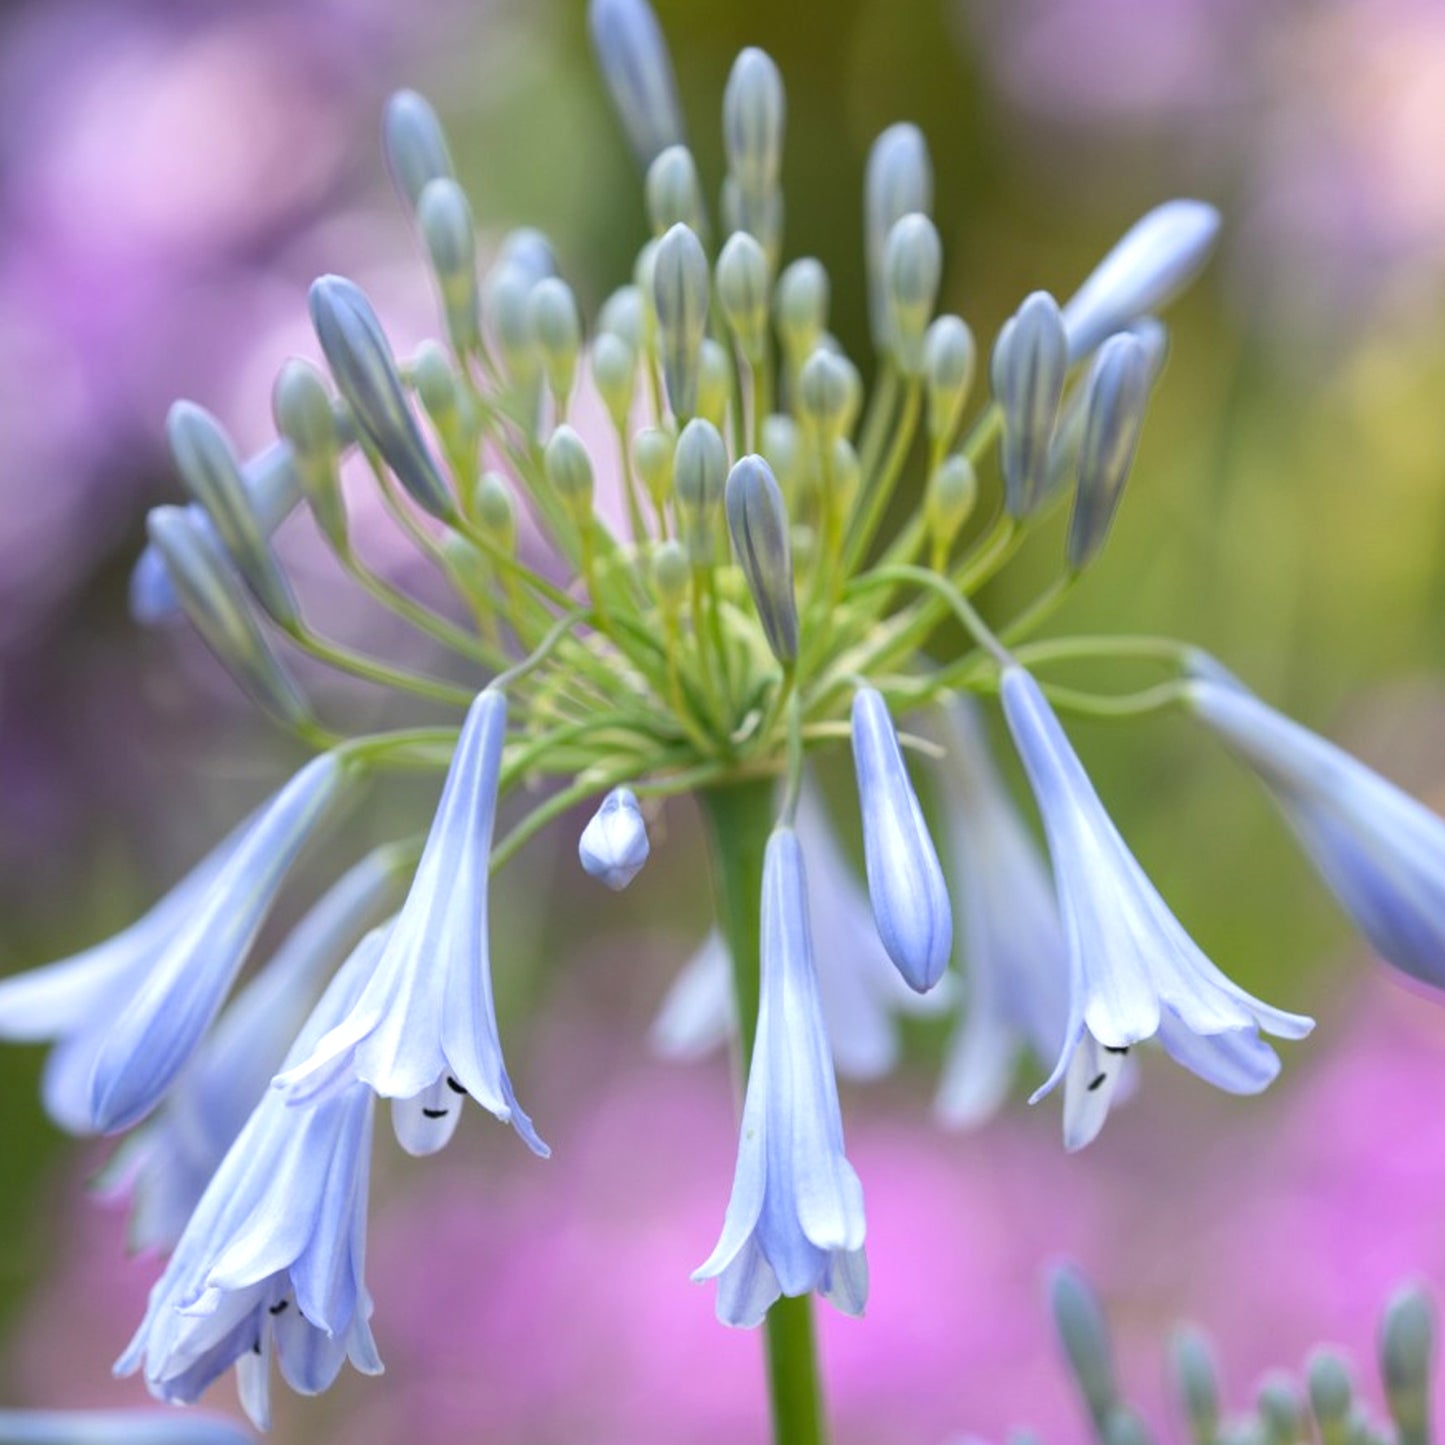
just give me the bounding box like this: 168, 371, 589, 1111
252, 1339, 263, 1355
422, 1107, 449, 1119
1103, 1045, 1130, 1056
269, 1299, 289, 1316
1087, 1072, 1108, 1092
446, 1076, 467, 1095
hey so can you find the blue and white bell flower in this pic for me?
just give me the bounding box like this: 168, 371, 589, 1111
851, 686, 953, 993
578, 786, 651, 890
1000, 666, 1313, 1149
117, 932, 387, 1431
1186, 659, 1445, 991
278, 689, 547, 1159
693, 827, 868, 1328
104, 849, 402, 1255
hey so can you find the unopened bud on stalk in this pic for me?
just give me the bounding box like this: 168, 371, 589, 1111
1049, 1265, 1120, 1434
775, 258, 829, 366
652, 223, 710, 421
598, 285, 646, 351
761, 414, 800, 489
651, 539, 690, 613
499, 227, 559, 286
1170, 1328, 1221, 1445
147, 506, 311, 729
382, 89, 455, 214
992, 289, 1067, 519
885, 212, 942, 376
417, 178, 481, 355
1306, 1351, 1354, 1438
1067, 332, 1153, 571
1381, 1285, 1435, 1444
717, 231, 771, 365
797, 348, 853, 442
696, 338, 732, 429
412, 342, 480, 484
529, 277, 582, 407
544, 425, 594, 518
866, 123, 933, 352
926, 454, 976, 557
592, 333, 638, 430
723, 48, 785, 201
633, 426, 675, 512
167, 402, 297, 625
310, 275, 455, 520
646, 145, 707, 239
673, 418, 728, 562
725, 454, 798, 664
579, 786, 651, 890
588, 0, 685, 168
272, 359, 345, 548
485, 265, 538, 383
472, 471, 517, 549
925, 315, 976, 446
1256, 1373, 1307, 1445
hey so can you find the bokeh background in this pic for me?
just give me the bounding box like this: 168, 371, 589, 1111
3, 0, 1445, 1440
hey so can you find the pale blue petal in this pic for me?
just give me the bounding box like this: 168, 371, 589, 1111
818, 1247, 869, 1318
1156, 1012, 1281, 1095
712, 1239, 781, 1329
391, 1079, 465, 1157
649, 930, 734, 1061
0, 1411, 253, 1444
1061, 1033, 1129, 1152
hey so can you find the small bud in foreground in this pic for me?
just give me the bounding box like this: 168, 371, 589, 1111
850, 686, 952, 992
1067, 332, 1152, 571
1169, 1327, 1220, 1444
775, 258, 829, 366
696, 338, 733, 430
652, 223, 710, 421
591, 333, 638, 430
725, 454, 798, 664
651, 539, 690, 613
646, 144, 707, 239
633, 426, 675, 511
992, 290, 1067, 519
866, 123, 933, 352
472, 471, 517, 550
529, 277, 582, 406
926, 454, 976, 558
797, 348, 853, 442
717, 231, 771, 365
273, 359, 346, 547
1049, 1264, 1120, 1433
544, 425, 594, 517
579, 787, 651, 890
382, 89, 455, 214
417, 177, 481, 355
723, 48, 785, 200
1381, 1285, 1435, 1443
673, 418, 728, 562
598, 285, 646, 352
925, 315, 976, 446
885, 213, 942, 376
588, 0, 685, 168
309, 275, 454, 519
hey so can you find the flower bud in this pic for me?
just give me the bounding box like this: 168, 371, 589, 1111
865, 123, 933, 351
411, 341, 480, 482
591, 333, 637, 430
1049, 1264, 1120, 1433
775, 258, 829, 366
1062, 199, 1220, 362
1067, 332, 1152, 571
721, 174, 784, 264
925, 314, 976, 446
761, 414, 800, 488
485, 264, 538, 383
926, 454, 976, 557
723, 48, 785, 200
1169, 1328, 1220, 1444
588, 0, 685, 168
579, 786, 651, 890
992, 290, 1067, 518
472, 471, 517, 549
646, 144, 707, 239
633, 425, 674, 511
651, 539, 690, 613
1256, 1373, 1307, 1445
272, 359, 345, 548
310, 275, 454, 519
1306, 1351, 1353, 1434
167, 401, 297, 625
528, 277, 582, 407
499, 227, 559, 286
674, 418, 728, 562
695, 338, 732, 430
147, 507, 311, 728
884, 212, 942, 376
724, 454, 798, 664
598, 285, 646, 351
417, 177, 480, 355
716, 231, 771, 365
797, 348, 853, 442
652, 223, 710, 421
544, 424, 594, 517
850, 686, 952, 992
382, 89, 455, 214
1381, 1286, 1435, 1443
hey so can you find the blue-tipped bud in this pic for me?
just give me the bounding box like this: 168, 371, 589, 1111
1067, 332, 1153, 570
775, 257, 829, 366
1062, 200, 1221, 362
272, 359, 346, 548
588, 0, 685, 168
499, 227, 558, 286
309, 275, 454, 520
797, 348, 853, 442
992, 290, 1068, 518
145, 507, 311, 731
485, 264, 538, 383
382, 89, 455, 215
578, 786, 651, 890
717, 231, 772, 365
166, 402, 297, 625
1170, 1328, 1221, 1443
598, 284, 646, 351
633, 425, 674, 511
674, 418, 728, 562
1049, 1264, 1120, 1433
417, 177, 481, 355
925, 314, 976, 446
723, 48, 785, 201
1306, 1351, 1354, 1435
646, 144, 707, 239
725, 454, 798, 664
1381, 1286, 1435, 1444
652, 222, 710, 421
544, 425, 595, 519
926, 454, 976, 557
592, 333, 638, 430
865, 123, 933, 352
528, 276, 582, 407
884, 213, 942, 376
850, 686, 952, 993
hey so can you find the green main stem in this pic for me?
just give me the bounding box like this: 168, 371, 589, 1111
699, 778, 830, 1445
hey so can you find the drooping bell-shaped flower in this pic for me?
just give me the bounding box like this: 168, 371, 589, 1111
579, 787, 651, 891
693, 827, 868, 1328
1186, 659, 1445, 992
278, 689, 547, 1159
117, 934, 387, 1430
1000, 665, 1313, 1149
851, 687, 953, 993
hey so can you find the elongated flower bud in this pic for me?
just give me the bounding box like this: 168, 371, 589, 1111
925, 314, 975, 446
1257, 1373, 1307, 1445
1049, 1264, 1120, 1434
418, 177, 480, 355
472, 470, 517, 549
485, 264, 538, 384
309, 275, 454, 519
544, 425, 594, 518
167, 402, 297, 624
1307, 1350, 1354, 1439
850, 687, 952, 992
885, 213, 942, 376
579, 786, 651, 890
591, 333, 637, 431
147, 507, 311, 729
696, 338, 733, 430
382, 89, 455, 214
926, 454, 976, 557
717, 231, 771, 365
1170, 1328, 1220, 1445
721, 174, 784, 264
723, 48, 785, 201
775, 257, 828, 366
652, 222, 710, 421
633, 425, 674, 511
725, 454, 798, 664
674, 418, 727, 562
761, 414, 800, 488
412, 341, 480, 486
588, 0, 684, 167
651, 539, 689, 613
797, 348, 853, 444
1067, 332, 1153, 570
646, 144, 707, 239
598, 284, 645, 351
272, 359, 346, 547
1062, 199, 1221, 362
865, 123, 933, 351
993, 290, 1067, 517
529, 276, 582, 406
1381, 1286, 1435, 1445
